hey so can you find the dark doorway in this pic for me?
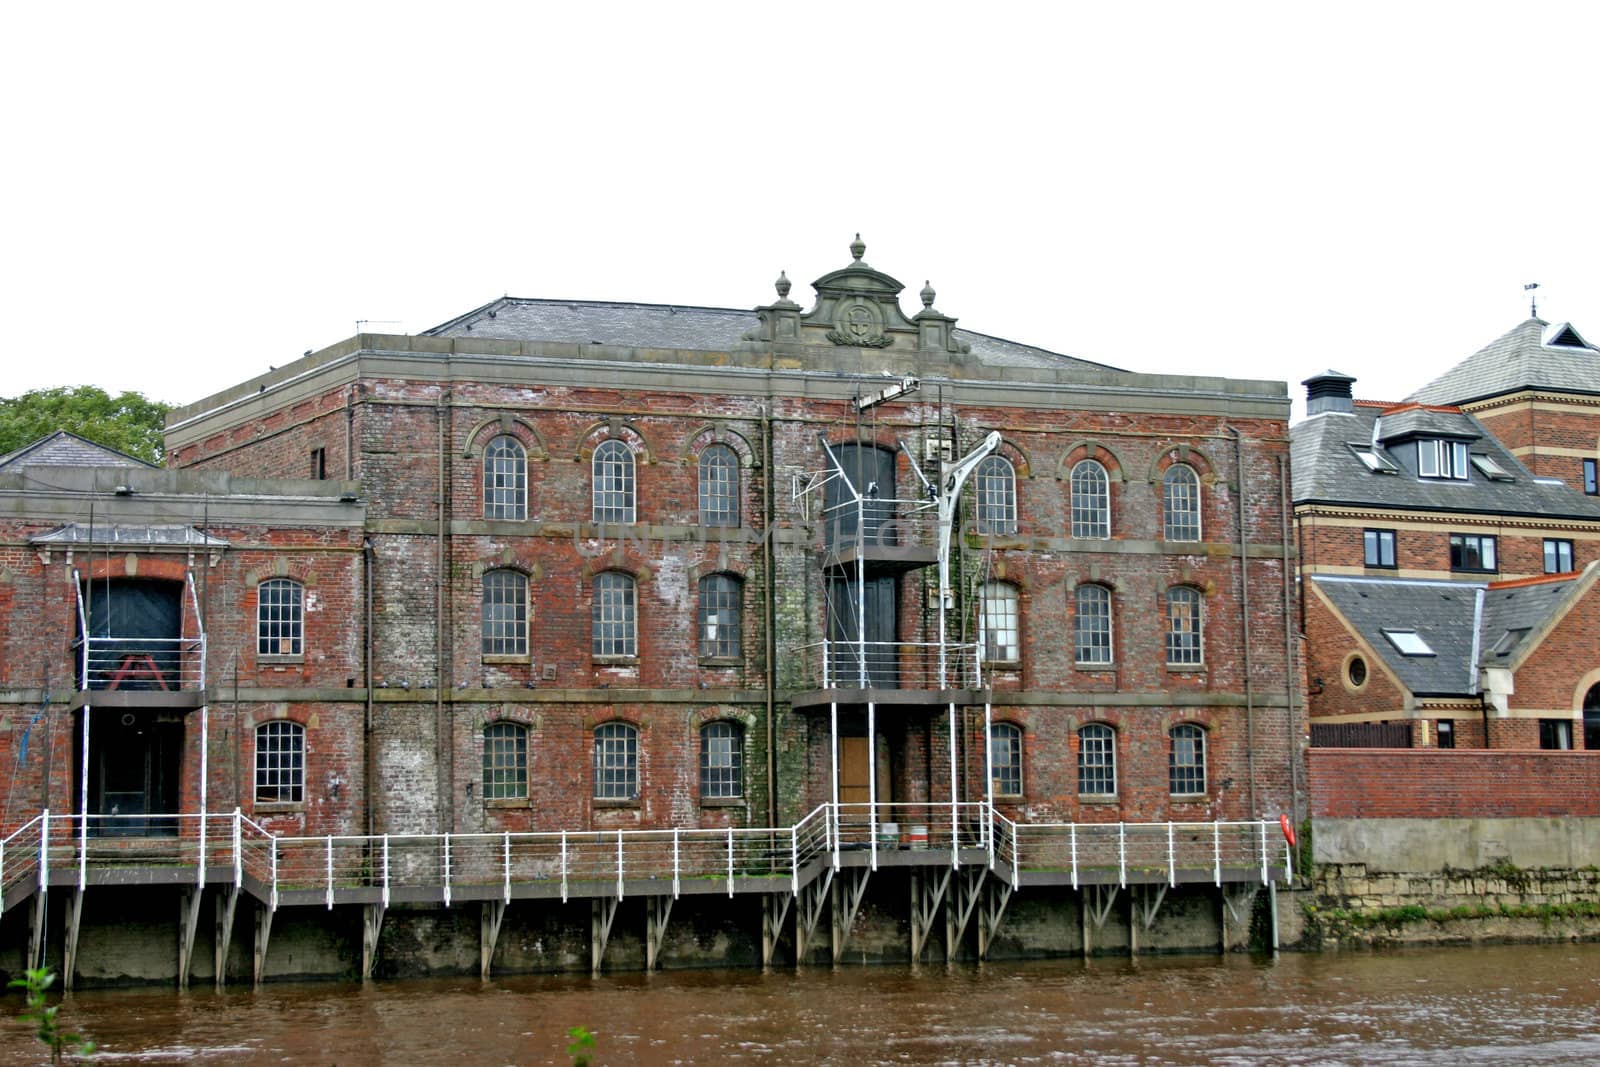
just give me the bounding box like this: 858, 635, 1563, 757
80, 579, 183, 690
827, 575, 899, 688
1585, 684, 1600, 751
824, 443, 898, 550
84, 711, 182, 836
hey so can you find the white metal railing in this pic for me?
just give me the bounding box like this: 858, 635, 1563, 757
0, 806, 1292, 914
73, 569, 208, 692
819, 496, 940, 559
794, 640, 982, 690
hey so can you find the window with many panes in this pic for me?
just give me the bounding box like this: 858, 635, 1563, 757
698, 444, 739, 527
592, 572, 637, 657
974, 456, 1017, 535
1545, 539, 1575, 574
698, 574, 742, 659
482, 722, 528, 800
255, 721, 304, 804
1162, 463, 1201, 542
700, 721, 742, 799
483, 435, 527, 520
1363, 528, 1397, 568
1074, 584, 1113, 665
1070, 460, 1110, 539
1417, 438, 1469, 480
257, 578, 304, 657
1169, 723, 1206, 796
481, 569, 528, 656
979, 581, 1020, 663
990, 722, 1022, 797
592, 439, 635, 524
1449, 533, 1497, 573
1077, 723, 1116, 795
1165, 586, 1203, 666
594, 722, 639, 799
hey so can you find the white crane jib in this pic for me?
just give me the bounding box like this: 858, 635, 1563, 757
936, 430, 1001, 686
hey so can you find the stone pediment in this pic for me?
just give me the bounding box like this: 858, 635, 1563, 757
748, 235, 967, 355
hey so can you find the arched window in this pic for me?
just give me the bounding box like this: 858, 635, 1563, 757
255, 721, 304, 804
1169, 723, 1206, 796
482, 569, 528, 656
483, 722, 528, 800
979, 581, 1020, 663
1163, 463, 1201, 542
1584, 683, 1600, 751
592, 439, 635, 524
974, 456, 1017, 535
700, 721, 743, 799
990, 722, 1023, 797
592, 572, 637, 657
1165, 586, 1203, 666
594, 722, 639, 799
1070, 460, 1110, 539
257, 578, 304, 657
483, 435, 527, 521
698, 444, 739, 527
698, 574, 742, 659
1077, 723, 1116, 796
1074, 584, 1113, 666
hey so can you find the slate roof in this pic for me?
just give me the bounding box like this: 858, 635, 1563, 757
1290, 405, 1600, 519
1409, 318, 1600, 405
1312, 576, 1482, 696
422, 297, 1124, 374
1477, 574, 1580, 667
0, 431, 155, 473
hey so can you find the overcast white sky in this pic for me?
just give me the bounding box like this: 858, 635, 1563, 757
5, 2, 1597, 421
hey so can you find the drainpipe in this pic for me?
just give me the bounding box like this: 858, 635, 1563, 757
1230, 426, 1258, 817
1278, 453, 1301, 824
363, 537, 375, 838
436, 392, 450, 834
762, 404, 778, 828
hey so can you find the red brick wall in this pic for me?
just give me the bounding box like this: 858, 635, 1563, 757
1308, 748, 1600, 817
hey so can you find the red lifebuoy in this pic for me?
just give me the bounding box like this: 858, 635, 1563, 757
1280, 813, 1297, 848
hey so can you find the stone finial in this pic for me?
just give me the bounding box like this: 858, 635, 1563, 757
775, 271, 791, 300
920, 280, 936, 309
850, 233, 866, 262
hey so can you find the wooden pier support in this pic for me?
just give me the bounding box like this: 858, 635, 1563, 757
361, 904, 385, 980
975, 878, 1011, 960
1081, 885, 1117, 958
215, 888, 239, 988
830, 868, 870, 963
591, 897, 618, 974
909, 868, 951, 964
945, 867, 985, 962
1219, 884, 1253, 953
61, 889, 84, 991
645, 896, 673, 971
761, 893, 792, 970
253, 902, 273, 986
178, 886, 204, 989
480, 900, 506, 979
794, 869, 833, 966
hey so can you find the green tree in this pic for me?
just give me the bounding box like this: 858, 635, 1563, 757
0, 386, 171, 465
9, 968, 94, 1063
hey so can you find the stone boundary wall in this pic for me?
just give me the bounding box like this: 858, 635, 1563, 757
1308, 749, 1600, 819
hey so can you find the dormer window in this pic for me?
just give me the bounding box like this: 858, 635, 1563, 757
1418, 439, 1469, 480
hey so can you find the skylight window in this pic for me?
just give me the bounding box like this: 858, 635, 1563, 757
1349, 444, 1398, 474
1381, 629, 1435, 656
1469, 454, 1513, 481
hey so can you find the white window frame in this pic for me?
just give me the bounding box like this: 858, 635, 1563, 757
1162, 463, 1201, 542
483, 435, 528, 521
1070, 460, 1111, 539
974, 456, 1017, 535
592, 439, 636, 524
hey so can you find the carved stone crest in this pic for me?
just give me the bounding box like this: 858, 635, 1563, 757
826, 301, 892, 348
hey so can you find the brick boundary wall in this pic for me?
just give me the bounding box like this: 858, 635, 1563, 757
1308, 749, 1600, 818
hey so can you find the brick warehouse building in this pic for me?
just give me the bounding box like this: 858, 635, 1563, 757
1, 239, 1302, 982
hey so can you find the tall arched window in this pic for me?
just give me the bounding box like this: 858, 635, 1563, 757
483, 435, 527, 521
593, 439, 635, 524
1169, 723, 1206, 795
1584, 683, 1600, 751
1163, 463, 1201, 542
990, 722, 1023, 797
700, 721, 743, 799
482, 569, 529, 656
594, 722, 639, 799
974, 456, 1017, 535
592, 571, 637, 657
1070, 460, 1110, 539
1074, 584, 1113, 665
483, 722, 528, 799
1077, 723, 1116, 796
698, 444, 739, 527
255, 720, 305, 804
257, 578, 304, 658
698, 574, 742, 659
979, 581, 1020, 663
1165, 586, 1203, 666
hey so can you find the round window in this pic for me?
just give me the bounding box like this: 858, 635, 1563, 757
1347, 656, 1367, 688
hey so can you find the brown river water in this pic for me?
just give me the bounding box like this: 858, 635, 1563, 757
3, 943, 1597, 1065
